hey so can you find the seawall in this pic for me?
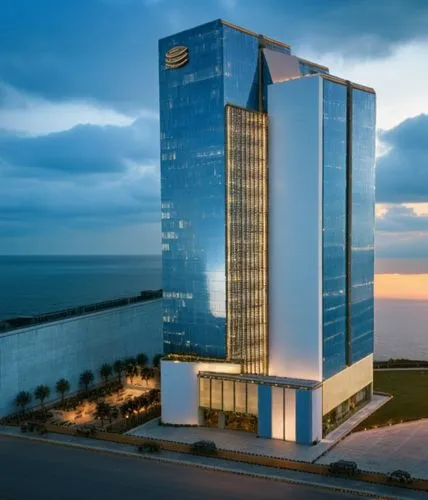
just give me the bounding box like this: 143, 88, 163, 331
0, 298, 162, 417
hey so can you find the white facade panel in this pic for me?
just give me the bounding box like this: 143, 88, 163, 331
268, 76, 323, 382
322, 354, 373, 415
311, 388, 323, 442
284, 388, 296, 441
160, 360, 240, 425
271, 386, 284, 440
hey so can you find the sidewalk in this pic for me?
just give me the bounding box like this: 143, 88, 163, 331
127, 395, 390, 463
0, 425, 424, 499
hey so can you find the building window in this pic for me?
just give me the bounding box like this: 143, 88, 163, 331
199, 377, 258, 417
234, 382, 247, 413
223, 380, 234, 411
322, 383, 371, 436
211, 379, 223, 410
247, 383, 258, 415
199, 378, 211, 407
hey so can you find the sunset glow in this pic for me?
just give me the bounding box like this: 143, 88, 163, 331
375, 273, 428, 300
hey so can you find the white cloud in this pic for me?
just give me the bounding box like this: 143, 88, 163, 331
0, 82, 157, 137
404, 203, 428, 216
298, 41, 428, 131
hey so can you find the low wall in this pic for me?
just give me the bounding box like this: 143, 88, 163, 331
0, 299, 162, 417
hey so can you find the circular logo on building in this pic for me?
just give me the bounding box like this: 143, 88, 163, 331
165, 45, 189, 69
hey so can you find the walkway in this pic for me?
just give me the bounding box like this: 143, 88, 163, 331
127, 395, 389, 463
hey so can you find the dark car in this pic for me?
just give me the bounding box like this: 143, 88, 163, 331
328, 460, 359, 476
387, 469, 412, 484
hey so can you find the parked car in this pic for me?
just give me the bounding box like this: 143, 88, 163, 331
21, 421, 40, 433
75, 425, 97, 438
137, 442, 160, 453
191, 440, 217, 456
387, 469, 412, 484
328, 460, 359, 476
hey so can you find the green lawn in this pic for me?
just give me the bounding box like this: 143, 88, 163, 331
356, 370, 428, 430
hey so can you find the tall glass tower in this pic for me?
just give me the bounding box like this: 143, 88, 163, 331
159, 20, 376, 444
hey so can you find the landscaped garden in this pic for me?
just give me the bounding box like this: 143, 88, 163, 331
356, 369, 428, 431
1, 353, 163, 434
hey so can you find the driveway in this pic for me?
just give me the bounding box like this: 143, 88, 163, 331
317, 419, 428, 479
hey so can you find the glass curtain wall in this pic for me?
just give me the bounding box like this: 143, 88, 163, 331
322, 80, 348, 379
199, 376, 259, 416
159, 21, 227, 357
350, 89, 376, 363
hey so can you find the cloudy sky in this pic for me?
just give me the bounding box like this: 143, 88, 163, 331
1, 0, 428, 262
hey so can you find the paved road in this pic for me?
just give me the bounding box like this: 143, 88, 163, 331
0, 436, 361, 500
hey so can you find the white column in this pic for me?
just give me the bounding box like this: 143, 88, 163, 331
268, 76, 323, 382
271, 386, 284, 440
284, 388, 296, 441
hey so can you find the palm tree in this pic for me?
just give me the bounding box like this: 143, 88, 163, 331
113, 360, 124, 383
34, 385, 50, 409
95, 401, 111, 426
55, 378, 70, 403
136, 353, 148, 369
15, 391, 32, 413
79, 370, 95, 395
140, 367, 154, 387
152, 354, 162, 381
124, 357, 137, 368
152, 353, 162, 369
100, 363, 113, 384
125, 362, 139, 384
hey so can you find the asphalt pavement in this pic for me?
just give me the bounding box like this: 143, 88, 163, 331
0, 436, 364, 500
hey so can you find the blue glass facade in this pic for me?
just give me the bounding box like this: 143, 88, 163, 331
159, 21, 283, 357
322, 81, 375, 378
160, 21, 227, 357
350, 89, 376, 363
223, 26, 260, 110
322, 80, 348, 379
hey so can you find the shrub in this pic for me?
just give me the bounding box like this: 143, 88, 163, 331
37, 424, 48, 436
137, 442, 160, 453
191, 440, 217, 456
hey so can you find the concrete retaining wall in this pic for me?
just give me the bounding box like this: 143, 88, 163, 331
0, 299, 162, 417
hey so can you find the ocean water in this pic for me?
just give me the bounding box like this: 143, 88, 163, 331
0, 255, 161, 321
1, 255, 427, 360
375, 298, 428, 361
